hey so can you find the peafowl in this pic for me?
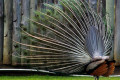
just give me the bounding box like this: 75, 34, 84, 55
14, 0, 115, 80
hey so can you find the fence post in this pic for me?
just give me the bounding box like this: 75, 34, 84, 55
0, 0, 4, 64
29, 0, 38, 64
21, 0, 30, 65
30, 0, 37, 31
106, 0, 114, 29
114, 0, 120, 66
106, 0, 115, 60
12, 0, 22, 66
3, 0, 13, 65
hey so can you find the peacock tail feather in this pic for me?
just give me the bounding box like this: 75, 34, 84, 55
13, 0, 113, 75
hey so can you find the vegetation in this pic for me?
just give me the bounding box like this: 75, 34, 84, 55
0, 75, 120, 80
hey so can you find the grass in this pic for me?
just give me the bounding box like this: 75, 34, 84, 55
0, 75, 120, 80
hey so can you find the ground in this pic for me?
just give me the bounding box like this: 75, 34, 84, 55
0, 75, 120, 80
0, 66, 120, 80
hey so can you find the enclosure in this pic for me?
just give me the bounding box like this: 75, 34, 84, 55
0, 0, 120, 77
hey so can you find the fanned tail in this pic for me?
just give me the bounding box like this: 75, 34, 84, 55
13, 0, 113, 74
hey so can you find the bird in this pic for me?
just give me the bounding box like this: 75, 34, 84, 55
14, 0, 115, 80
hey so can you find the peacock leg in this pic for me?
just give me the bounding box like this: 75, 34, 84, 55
94, 76, 96, 80
96, 76, 99, 80
94, 76, 99, 80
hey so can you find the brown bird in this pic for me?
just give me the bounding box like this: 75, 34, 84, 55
14, 0, 115, 80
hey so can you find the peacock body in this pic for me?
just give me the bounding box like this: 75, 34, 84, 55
14, 0, 115, 80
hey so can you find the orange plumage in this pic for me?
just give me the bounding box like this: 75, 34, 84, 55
90, 61, 115, 77
103, 62, 115, 77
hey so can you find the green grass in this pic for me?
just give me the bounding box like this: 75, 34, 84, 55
0, 75, 120, 80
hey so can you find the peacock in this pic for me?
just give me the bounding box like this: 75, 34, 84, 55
14, 0, 115, 80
